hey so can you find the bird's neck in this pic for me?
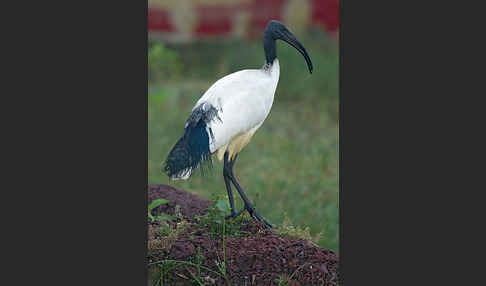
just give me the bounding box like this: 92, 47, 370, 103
263, 34, 277, 65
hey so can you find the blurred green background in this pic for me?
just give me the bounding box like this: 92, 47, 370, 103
148, 28, 339, 252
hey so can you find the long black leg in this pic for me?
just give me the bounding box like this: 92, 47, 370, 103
223, 151, 239, 218
224, 152, 272, 228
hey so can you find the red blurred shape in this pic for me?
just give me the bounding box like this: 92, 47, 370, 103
312, 0, 339, 33
248, 0, 286, 37
195, 5, 236, 36
148, 8, 174, 32
147, 0, 340, 40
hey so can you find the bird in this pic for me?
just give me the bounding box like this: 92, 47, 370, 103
163, 20, 313, 228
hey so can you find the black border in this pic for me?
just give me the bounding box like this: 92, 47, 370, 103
10, 1, 149, 284
338, 0, 467, 285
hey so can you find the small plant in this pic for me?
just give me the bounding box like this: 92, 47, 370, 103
277, 214, 322, 246
148, 220, 190, 253
148, 199, 173, 222
182, 246, 209, 286
275, 263, 309, 286
275, 273, 291, 286
194, 247, 205, 278
214, 217, 231, 286
153, 260, 178, 286
148, 202, 189, 253
206, 196, 229, 237
198, 194, 250, 239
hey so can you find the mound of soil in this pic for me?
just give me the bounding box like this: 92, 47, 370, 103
148, 184, 339, 286
149, 184, 211, 222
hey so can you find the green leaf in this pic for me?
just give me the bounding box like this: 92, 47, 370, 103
156, 213, 175, 221
215, 198, 230, 214
148, 199, 170, 212
148, 212, 155, 222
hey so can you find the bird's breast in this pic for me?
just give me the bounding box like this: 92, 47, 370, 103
194, 60, 280, 155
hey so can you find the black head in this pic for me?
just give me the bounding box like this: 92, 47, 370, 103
263, 20, 313, 74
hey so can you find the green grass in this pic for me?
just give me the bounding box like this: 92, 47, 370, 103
148, 32, 339, 252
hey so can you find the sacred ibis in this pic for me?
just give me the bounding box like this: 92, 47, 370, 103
164, 20, 313, 228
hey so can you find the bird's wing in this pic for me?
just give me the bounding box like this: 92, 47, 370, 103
191, 68, 277, 153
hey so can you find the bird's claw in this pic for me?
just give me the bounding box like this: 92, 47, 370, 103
224, 207, 272, 229
246, 206, 273, 229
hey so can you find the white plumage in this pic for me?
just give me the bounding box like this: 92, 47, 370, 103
194, 59, 280, 161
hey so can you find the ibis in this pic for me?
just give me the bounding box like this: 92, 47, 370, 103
164, 20, 313, 228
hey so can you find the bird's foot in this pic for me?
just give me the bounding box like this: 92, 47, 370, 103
246, 206, 273, 229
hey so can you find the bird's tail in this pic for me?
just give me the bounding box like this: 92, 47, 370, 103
163, 120, 212, 180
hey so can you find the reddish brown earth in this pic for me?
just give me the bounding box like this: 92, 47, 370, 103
148, 184, 339, 286
149, 184, 212, 222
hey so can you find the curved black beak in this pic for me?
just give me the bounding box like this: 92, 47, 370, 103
281, 31, 313, 74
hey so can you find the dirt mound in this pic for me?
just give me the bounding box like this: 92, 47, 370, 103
148, 184, 211, 221
148, 184, 339, 285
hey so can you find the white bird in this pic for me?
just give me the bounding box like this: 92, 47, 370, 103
164, 20, 313, 228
